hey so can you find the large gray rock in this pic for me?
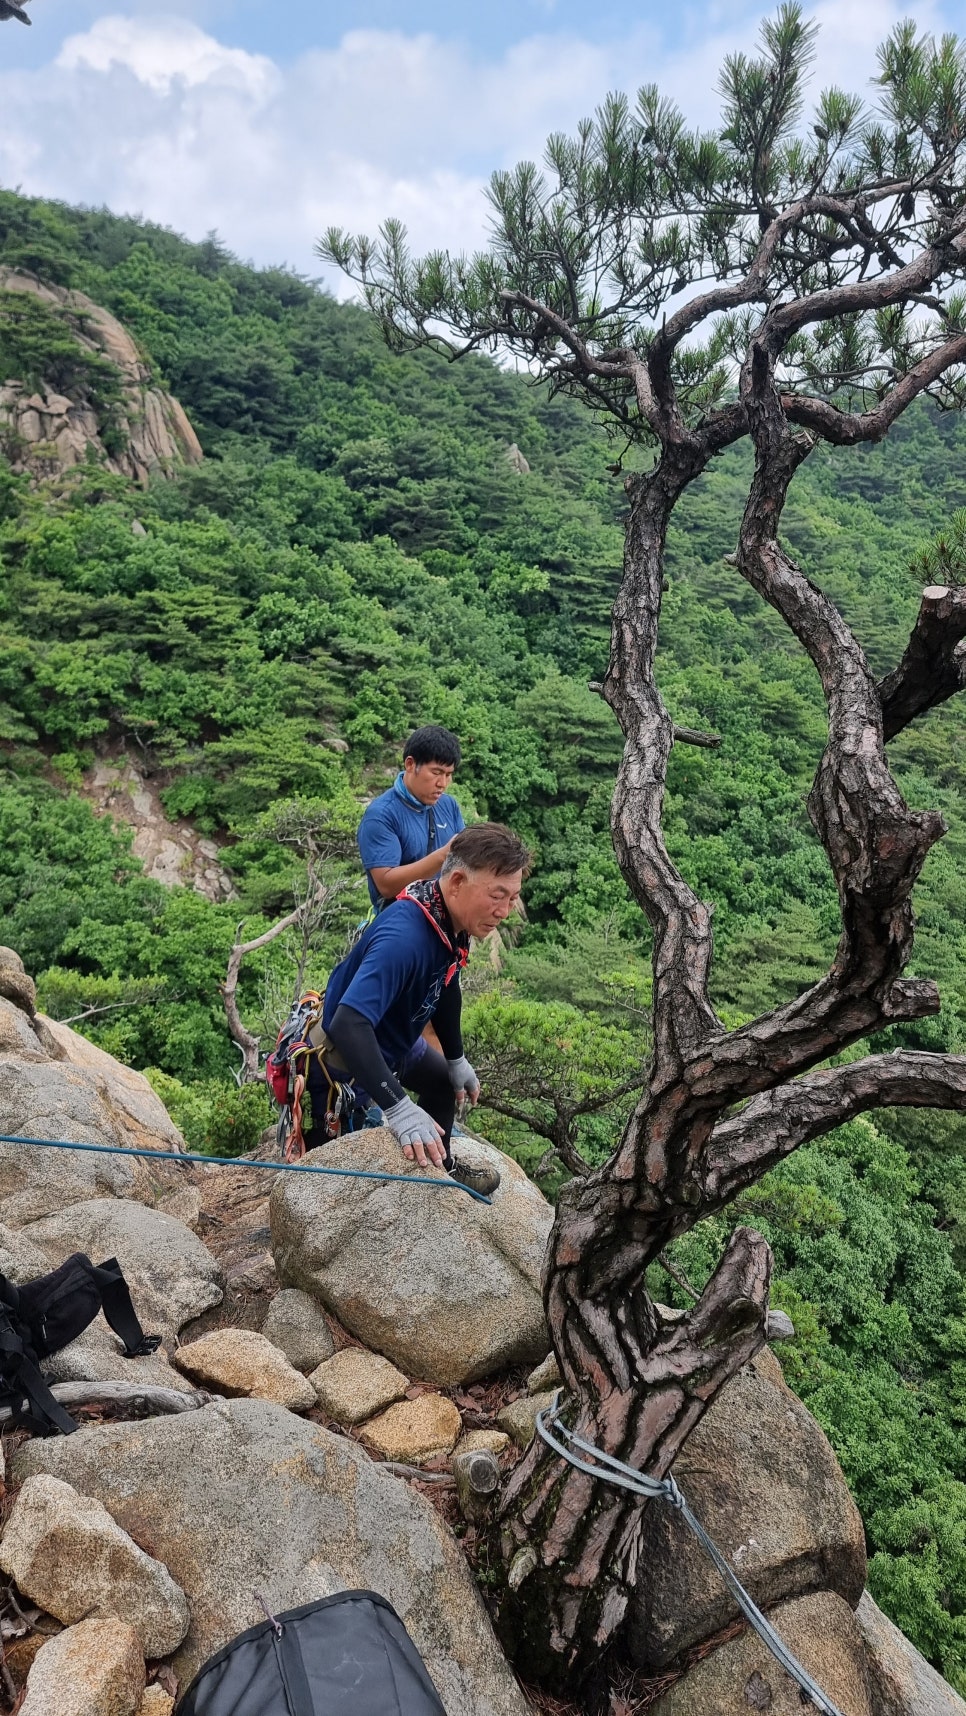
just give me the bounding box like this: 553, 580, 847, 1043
856, 1590, 966, 1715
23, 1198, 222, 1342
270, 1128, 552, 1386
0, 1474, 189, 1656
628, 1349, 867, 1669
15, 1398, 531, 1715
0, 1002, 185, 1226
650, 1592, 875, 1715
0, 1218, 49, 1282
0, 996, 47, 1060
0, 1210, 191, 1391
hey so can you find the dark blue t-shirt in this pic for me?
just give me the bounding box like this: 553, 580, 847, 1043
357, 778, 465, 908
322, 899, 455, 1069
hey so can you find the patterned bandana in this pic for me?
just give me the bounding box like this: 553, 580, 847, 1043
398, 878, 469, 985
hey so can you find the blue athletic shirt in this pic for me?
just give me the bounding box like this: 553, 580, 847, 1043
357, 774, 465, 908
322, 899, 455, 1069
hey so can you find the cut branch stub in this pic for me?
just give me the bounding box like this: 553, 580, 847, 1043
879, 584, 966, 740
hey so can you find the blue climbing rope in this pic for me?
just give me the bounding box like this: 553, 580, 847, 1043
0, 1133, 491, 1203
536, 1395, 845, 1716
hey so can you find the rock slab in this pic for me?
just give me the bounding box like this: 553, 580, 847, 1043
497, 1391, 556, 1449
361, 1394, 462, 1462
0, 991, 183, 1227
270, 1127, 552, 1385
15, 1397, 530, 1715
174, 1329, 316, 1410
628, 1349, 867, 1669
24, 1197, 223, 1343
20, 1616, 145, 1716
650, 1592, 875, 1716
0, 1474, 189, 1656
856, 1590, 966, 1715
310, 1347, 409, 1425
262, 1287, 335, 1372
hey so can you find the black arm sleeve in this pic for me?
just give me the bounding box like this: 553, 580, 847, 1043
430, 975, 463, 1060
327, 1006, 406, 1109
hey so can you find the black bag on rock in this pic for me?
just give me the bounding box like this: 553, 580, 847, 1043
174, 1591, 447, 1716
0, 1252, 161, 1435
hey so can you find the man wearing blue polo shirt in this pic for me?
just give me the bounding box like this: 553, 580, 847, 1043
357, 725, 465, 911
320, 823, 531, 1198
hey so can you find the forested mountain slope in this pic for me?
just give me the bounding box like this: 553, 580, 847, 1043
2, 189, 966, 1684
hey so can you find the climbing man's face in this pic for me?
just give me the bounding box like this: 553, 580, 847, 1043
443, 866, 523, 941
403, 756, 455, 805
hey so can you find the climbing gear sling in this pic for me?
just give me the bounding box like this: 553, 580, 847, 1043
265, 991, 357, 1161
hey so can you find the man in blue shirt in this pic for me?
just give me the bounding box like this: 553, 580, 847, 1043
357, 725, 466, 911
315, 823, 530, 1199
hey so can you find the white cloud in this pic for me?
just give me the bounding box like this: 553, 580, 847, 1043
56, 14, 278, 96
0, 2, 957, 290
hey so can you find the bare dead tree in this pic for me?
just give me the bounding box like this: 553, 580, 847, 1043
321, 8, 966, 1693
221, 802, 356, 1081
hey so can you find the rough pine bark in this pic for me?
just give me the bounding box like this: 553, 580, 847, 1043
487, 270, 966, 1697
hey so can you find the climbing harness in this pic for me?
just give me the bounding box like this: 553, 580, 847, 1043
535, 1394, 845, 1716
268, 885, 467, 1161
266, 992, 358, 1161
0, 1134, 492, 1203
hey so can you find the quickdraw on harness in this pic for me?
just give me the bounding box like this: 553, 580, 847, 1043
265, 991, 354, 1163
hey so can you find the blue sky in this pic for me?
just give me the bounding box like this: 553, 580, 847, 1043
0, 1, 956, 286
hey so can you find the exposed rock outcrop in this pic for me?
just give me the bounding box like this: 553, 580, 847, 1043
24, 1198, 223, 1343
309, 1346, 409, 1424
0, 950, 184, 1226
650, 1592, 875, 1715
261, 1286, 335, 1372
15, 1398, 532, 1714
0, 268, 203, 485
80, 757, 236, 904
628, 1347, 867, 1669
0, 967, 962, 1715
856, 1591, 966, 1715
173, 1329, 316, 1410
270, 1128, 552, 1385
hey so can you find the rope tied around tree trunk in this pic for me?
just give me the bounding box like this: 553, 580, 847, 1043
535, 1394, 845, 1716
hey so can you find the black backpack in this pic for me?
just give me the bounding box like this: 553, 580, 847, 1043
175, 1591, 446, 1716
0, 1252, 160, 1435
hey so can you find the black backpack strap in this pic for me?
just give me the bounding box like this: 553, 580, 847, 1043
426, 802, 437, 856
91, 1259, 161, 1358
273, 1621, 315, 1716
0, 1318, 77, 1435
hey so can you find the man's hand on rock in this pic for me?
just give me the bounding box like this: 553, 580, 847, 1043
446, 1054, 480, 1106
383, 1095, 446, 1167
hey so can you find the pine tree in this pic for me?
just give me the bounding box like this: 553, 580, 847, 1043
323, 9, 966, 1694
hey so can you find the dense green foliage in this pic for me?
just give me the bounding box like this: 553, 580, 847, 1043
3, 188, 966, 1682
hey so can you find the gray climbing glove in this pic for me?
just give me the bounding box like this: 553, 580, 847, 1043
383, 1095, 445, 1159
446, 1054, 480, 1104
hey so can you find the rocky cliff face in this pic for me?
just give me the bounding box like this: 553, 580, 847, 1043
0, 268, 202, 485
81, 756, 235, 904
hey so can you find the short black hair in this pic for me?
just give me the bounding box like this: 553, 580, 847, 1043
403, 725, 461, 769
